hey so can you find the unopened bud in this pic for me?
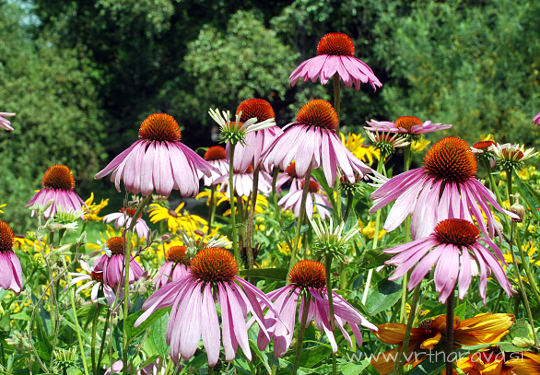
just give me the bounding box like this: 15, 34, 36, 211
510, 203, 525, 223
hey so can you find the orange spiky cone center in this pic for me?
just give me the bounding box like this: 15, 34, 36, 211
236, 98, 275, 123
42, 165, 75, 190
190, 247, 238, 283
289, 260, 326, 289
301, 180, 320, 193
296, 99, 338, 130
106, 236, 125, 255
435, 219, 479, 247
138, 113, 181, 142
90, 271, 104, 282
204, 146, 227, 161
395, 116, 422, 132
423, 137, 477, 183
166, 245, 189, 264
317, 33, 355, 56
285, 162, 298, 178
0, 221, 14, 253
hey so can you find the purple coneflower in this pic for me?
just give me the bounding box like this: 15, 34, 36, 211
276, 162, 302, 193
0, 112, 15, 131
217, 165, 272, 198
93, 237, 145, 290
263, 99, 373, 186
103, 207, 150, 239
154, 245, 190, 289
27, 165, 86, 219
69, 260, 116, 306
370, 137, 518, 239
289, 33, 382, 91
135, 247, 275, 366
95, 113, 216, 197
229, 99, 282, 172
201, 146, 229, 186
533, 112, 540, 126
279, 179, 331, 219
365, 116, 452, 135
0, 221, 23, 294
259, 260, 376, 357
384, 218, 515, 303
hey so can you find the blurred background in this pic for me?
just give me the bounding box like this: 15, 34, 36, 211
0, 0, 539, 230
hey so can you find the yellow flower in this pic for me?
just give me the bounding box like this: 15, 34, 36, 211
196, 188, 269, 216
83, 193, 109, 221
507, 352, 540, 374
86, 225, 138, 252
410, 137, 430, 153
0, 203, 6, 214
340, 132, 380, 165
359, 220, 386, 240
278, 238, 300, 256
504, 241, 540, 268
456, 349, 515, 375
148, 202, 208, 234
481, 134, 496, 142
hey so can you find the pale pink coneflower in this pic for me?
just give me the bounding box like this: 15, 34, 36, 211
216, 165, 272, 198
27, 165, 86, 219
0, 112, 15, 131
68, 260, 115, 306
228, 98, 282, 173
0, 221, 23, 294
95, 113, 216, 197
201, 146, 229, 186
135, 247, 277, 366
533, 112, 540, 126
259, 260, 376, 357
365, 116, 452, 135
289, 33, 382, 91
275, 162, 302, 193
93, 237, 145, 290
370, 137, 518, 239
154, 245, 190, 289
102, 207, 150, 239
279, 179, 331, 219
384, 218, 515, 303
263, 99, 374, 186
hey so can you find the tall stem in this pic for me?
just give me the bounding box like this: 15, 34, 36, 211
333, 75, 341, 129
271, 167, 279, 210
289, 166, 312, 272
228, 145, 240, 263
208, 185, 217, 232
97, 308, 111, 374
91, 304, 101, 374
393, 285, 421, 375
325, 255, 337, 375
245, 166, 260, 269
445, 291, 455, 375
292, 294, 311, 375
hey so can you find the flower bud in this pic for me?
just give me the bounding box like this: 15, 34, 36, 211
510, 203, 525, 223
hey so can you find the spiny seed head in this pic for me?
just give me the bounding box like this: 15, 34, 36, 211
395, 116, 422, 132
434, 219, 479, 247
317, 33, 355, 56
42, 165, 75, 190
190, 247, 238, 283
0, 221, 14, 253
139, 113, 181, 142
285, 162, 297, 177
301, 180, 320, 193
296, 100, 338, 130
423, 137, 477, 183
289, 260, 326, 289
236, 99, 275, 123
106, 236, 125, 255
204, 146, 227, 161
166, 245, 189, 264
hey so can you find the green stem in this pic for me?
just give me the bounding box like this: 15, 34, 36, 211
97, 308, 111, 373
393, 285, 421, 375
292, 294, 311, 375
271, 167, 279, 210
361, 209, 381, 305
208, 185, 217, 232
517, 239, 540, 304
245, 166, 260, 269
445, 291, 455, 375
325, 255, 337, 375
399, 218, 412, 323
289, 166, 312, 273
404, 144, 412, 171
90, 304, 100, 374
343, 190, 353, 222
333, 75, 341, 130
228, 145, 239, 263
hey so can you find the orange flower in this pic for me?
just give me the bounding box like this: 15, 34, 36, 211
507, 352, 540, 374
455, 349, 514, 375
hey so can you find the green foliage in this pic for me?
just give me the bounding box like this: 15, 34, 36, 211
0, 4, 106, 230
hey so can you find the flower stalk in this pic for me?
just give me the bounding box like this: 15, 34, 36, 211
245, 166, 260, 269
393, 284, 421, 375
445, 290, 455, 375
292, 294, 311, 375
208, 185, 217, 232
289, 165, 312, 272
228, 145, 240, 264
325, 255, 337, 375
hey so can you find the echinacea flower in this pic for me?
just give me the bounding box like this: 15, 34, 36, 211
216, 165, 272, 198
384, 218, 514, 303
0, 221, 23, 294
366, 116, 452, 135
0, 112, 15, 131
370, 137, 518, 239
154, 245, 190, 289
259, 260, 376, 357
371, 313, 514, 375
276, 162, 302, 193
492, 143, 538, 172
279, 179, 331, 219
229, 99, 282, 172
202, 146, 229, 186
208, 107, 275, 146
95, 113, 216, 197
263, 99, 374, 186
365, 130, 410, 158
103, 208, 150, 239
289, 33, 382, 90
68, 260, 115, 306
533, 112, 540, 126
135, 247, 276, 366
27, 165, 86, 219
93, 237, 145, 290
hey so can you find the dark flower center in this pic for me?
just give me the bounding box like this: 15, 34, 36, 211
317, 33, 355, 56
0, 221, 14, 253
285, 162, 297, 178
190, 247, 238, 283
106, 236, 125, 255
296, 99, 338, 130
395, 116, 422, 132
42, 165, 75, 190
236, 98, 275, 123
434, 219, 479, 247
289, 260, 326, 289
138, 113, 181, 142
423, 137, 477, 183
166, 245, 189, 264
204, 146, 227, 161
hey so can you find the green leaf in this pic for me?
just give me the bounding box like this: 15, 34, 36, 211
365, 279, 402, 315
239, 268, 288, 281
126, 307, 169, 343
146, 311, 170, 359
